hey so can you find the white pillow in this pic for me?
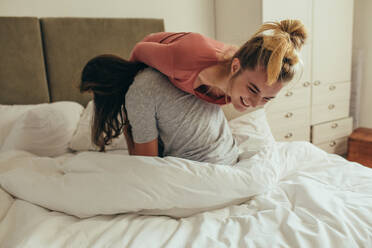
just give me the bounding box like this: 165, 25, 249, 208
1, 102, 83, 157
69, 101, 128, 151
0, 104, 40, 147
228, 108, 275, 158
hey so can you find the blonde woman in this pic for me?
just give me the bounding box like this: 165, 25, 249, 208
130, 20, 307, 111
80, 20, 307, 159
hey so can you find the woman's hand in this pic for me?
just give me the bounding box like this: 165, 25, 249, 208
123, 123, 135, 155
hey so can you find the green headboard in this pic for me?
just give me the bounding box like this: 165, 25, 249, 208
0, 17, 49, 104
0, 17, 165, 106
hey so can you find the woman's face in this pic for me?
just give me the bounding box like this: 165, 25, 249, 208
228, 61, 284, 112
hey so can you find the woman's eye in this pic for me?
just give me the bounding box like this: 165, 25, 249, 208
248, 87, 257, 94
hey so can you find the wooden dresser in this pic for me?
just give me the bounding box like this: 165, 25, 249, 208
347, 128, 372, 168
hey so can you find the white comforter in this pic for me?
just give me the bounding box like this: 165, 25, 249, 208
1, 141, 372, 247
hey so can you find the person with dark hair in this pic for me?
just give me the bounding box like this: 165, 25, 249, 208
80, 56, 239, 165
80, 20, 307, 163
80, 55, 146, 152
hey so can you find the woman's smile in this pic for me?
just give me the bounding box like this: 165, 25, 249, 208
240, 96, 250, 107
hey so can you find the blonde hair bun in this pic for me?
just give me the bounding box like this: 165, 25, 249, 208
250, 19, 308, 84
254, 19, 307, 50
277, 19, 307, 50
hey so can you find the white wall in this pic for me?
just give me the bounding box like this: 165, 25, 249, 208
0, 0, 215, 38
215, 0, 262, 45
353, 0, 372, 128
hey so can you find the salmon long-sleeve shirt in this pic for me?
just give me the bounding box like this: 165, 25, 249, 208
129, 32, 229, 105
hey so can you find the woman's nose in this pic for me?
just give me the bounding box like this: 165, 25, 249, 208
250, 96, 260, 107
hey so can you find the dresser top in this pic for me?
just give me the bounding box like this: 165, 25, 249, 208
349, 128, 372, 143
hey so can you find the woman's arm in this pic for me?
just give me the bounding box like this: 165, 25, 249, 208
132, 139, 159, 156
129, 32, 225, 82
124, 67, 163, 157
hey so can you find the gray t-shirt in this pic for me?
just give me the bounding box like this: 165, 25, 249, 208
125, 68, 239, 165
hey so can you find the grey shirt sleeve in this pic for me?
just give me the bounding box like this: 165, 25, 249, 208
125, 72, 158, 144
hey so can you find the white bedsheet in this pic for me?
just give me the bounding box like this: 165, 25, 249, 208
1, 142, 372, 247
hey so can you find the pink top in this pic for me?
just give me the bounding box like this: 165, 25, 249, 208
129, 32, 228, 105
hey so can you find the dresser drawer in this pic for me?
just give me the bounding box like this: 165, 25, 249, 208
312, 81, 351, 104
267, 108, 310, 132
315, 136, 348, 155
311, 99, 350, 125
312, 117, 353, 144
265, 86, 310, 113
272, 126, 310, 142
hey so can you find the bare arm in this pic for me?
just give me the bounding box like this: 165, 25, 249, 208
132, 139, 159, 156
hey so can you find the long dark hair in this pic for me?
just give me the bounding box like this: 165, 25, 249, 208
80, 54, 147, 152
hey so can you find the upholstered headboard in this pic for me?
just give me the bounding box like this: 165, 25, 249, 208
0, 17, 164, 106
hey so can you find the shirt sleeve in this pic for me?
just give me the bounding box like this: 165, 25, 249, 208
125, 78, 158, 144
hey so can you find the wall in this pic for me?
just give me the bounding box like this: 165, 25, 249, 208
353, 0, 372, 128
215, 0, 262, 45
0, 0, 215, 38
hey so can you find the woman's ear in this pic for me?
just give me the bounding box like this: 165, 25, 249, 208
231, 58, 241, 74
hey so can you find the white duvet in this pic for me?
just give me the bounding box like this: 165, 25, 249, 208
1, 139, 372, 247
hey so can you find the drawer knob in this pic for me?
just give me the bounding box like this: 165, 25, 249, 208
331, 123, 338, 129
284, 133, 293, 139
285, 91, 293, 97
329, 141, 337, 147
328, 104, 335, 110
285, 112, 293, 118
313, 81, 321, 86
303, 82, 310, 87
329, 85, 336, 91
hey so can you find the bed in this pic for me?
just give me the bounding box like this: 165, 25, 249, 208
0, 17, 372, 248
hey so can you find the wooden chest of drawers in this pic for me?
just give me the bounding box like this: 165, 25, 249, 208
347, 128, 372, 168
